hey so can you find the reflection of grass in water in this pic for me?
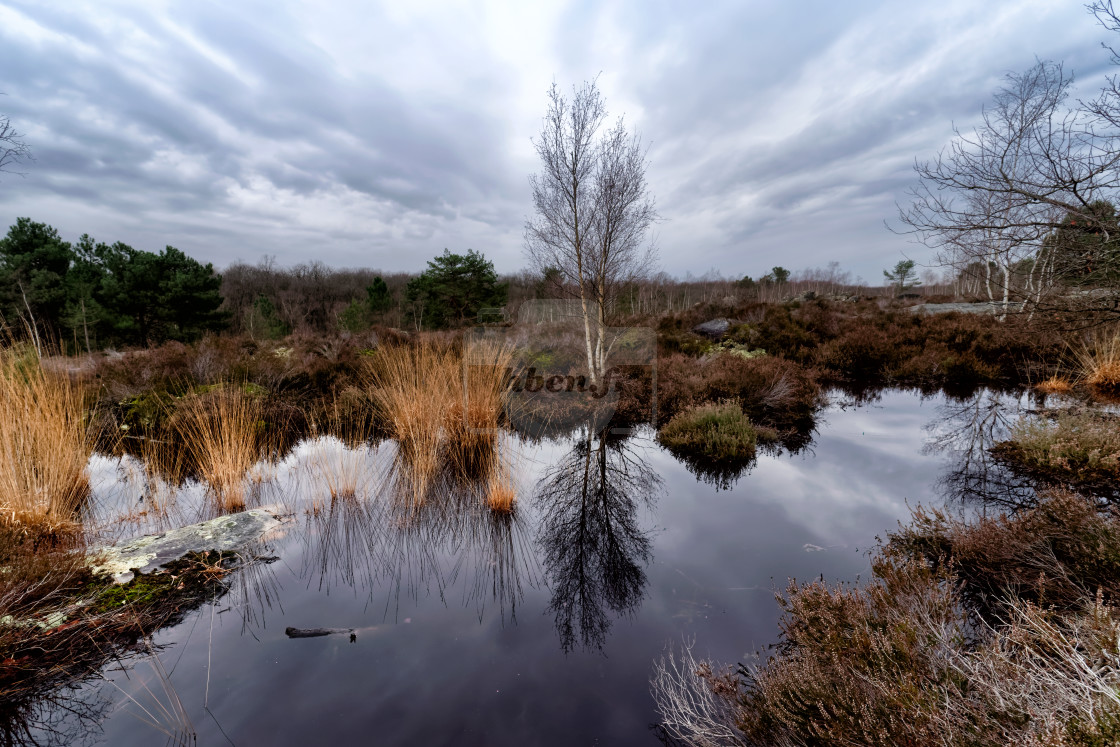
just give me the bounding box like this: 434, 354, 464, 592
995, 410, 1120, 488
303, 489, 386, 593
307, 406, 381, 504
283, 405, 531, 615
0, 344, 93, 538
109, 643, 195, 744
485, 467, 516, 514
448, 340, 514, 478
483, 434, 519, 514
375, 465, 534, 621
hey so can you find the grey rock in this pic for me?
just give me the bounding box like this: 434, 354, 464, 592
910, 302, 1005, 315
91, 509, 283, 583
692, 318, 733, 339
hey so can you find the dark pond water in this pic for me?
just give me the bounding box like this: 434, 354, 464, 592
23, 388, 1039, 746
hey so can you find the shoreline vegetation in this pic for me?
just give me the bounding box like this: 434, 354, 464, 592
655, 487, 1120, 746
647, 314, 1120, 745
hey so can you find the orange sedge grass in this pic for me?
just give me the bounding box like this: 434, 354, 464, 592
0, 343, 93, 536
1035, 375, 1074, 395
1077, 329, 1120, 394
174, 386, 264, 512
366, 342, 457, 500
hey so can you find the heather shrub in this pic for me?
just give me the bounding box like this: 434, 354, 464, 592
657, 354, 821, 434
679, 301, 1064, 389
736, 553, 977, 746
654, 490, 1120, 746
657, 402, 759, 463
816, 323, 906, 379
896, 491, 1120, 612
993, 411, 1120, 491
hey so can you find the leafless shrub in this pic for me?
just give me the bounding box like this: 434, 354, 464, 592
950, 594, 1120, 744
650, 640, 747, 747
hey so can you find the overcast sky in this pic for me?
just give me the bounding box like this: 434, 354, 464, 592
0, 0, 1114, 281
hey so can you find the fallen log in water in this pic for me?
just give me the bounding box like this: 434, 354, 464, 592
284, 626, 354, 638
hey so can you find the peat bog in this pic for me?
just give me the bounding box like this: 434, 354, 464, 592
1, 299, 1119, 745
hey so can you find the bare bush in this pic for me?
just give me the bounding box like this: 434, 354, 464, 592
650, 640, 747, 747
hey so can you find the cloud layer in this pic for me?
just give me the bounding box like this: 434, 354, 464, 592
0, 0, 1113, 280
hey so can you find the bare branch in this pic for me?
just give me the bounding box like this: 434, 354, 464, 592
0, 98, 32, 178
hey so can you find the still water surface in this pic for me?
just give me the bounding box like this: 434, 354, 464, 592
35, 388, 1034, 745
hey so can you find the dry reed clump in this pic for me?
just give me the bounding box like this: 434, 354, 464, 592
367, 340, 515, 500
172, 386, 265, 512
651, 490, 1120, 746
1036, 375, 1074, 394
1077, 329, 1120, 394
0, 345, 93, 537
447, 341, 515, 480
482, 436, 518, 514
366, 342, 458, 499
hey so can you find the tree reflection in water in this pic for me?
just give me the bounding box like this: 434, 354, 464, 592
534, 426, 663, 652
0, 685, 112, 747
923, 389, 1039, 509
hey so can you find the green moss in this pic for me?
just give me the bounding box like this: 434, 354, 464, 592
712, 341, 767, 359
120, 390, 175, 433
87, 550, 236, 614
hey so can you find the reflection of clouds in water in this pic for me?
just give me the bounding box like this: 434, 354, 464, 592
37, 391, 1041, 744
277, 435, 540, 624
85, 453, 213, 540
654, 390, 951, 554
0, 671, 116, 747
84, 435, 541, 628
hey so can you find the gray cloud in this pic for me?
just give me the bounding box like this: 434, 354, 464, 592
0, 0, 1115, 280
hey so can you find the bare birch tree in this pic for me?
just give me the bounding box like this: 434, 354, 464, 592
897, 59, 1120, 322
525, 79, 658, 383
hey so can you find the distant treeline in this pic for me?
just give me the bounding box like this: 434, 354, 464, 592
2, 217, 962, 350
0, 218, 225, 351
